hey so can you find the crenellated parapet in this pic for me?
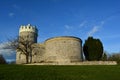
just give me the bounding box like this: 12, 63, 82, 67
19, 24, 38, 43
19, 24, 38, 34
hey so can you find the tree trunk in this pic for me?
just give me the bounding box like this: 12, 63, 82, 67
26, 55, 29, 64
29, 52, 32, 63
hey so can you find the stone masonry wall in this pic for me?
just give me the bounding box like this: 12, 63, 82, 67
44, 37, 83, 63
32, 44, 45, 63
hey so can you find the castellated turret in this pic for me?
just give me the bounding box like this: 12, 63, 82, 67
19, 24, 38, 43
16, 24, 38, 64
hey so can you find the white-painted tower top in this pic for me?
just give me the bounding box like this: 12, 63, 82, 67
19, 24, 38, 34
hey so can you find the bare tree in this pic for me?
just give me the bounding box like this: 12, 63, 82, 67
4, 36, 34, 64
0, 54, 6, 64
108, 53, 120, 64
101, 51, 108, 61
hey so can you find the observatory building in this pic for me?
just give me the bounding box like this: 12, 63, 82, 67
16, 24, 83, 64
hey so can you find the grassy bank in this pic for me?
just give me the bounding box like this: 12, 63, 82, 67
0, 65, 120, 80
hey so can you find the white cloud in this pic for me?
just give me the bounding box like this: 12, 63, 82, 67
79, 21, 87, 27
64, 25, 73, 30
0, 43, 7, 49
87, 20, 105, 36
0, 49, 14, 56
87, 26, 99, 36
0, 43, 15, 56
63, 24, 74, 35
0, 42, 11, 49
9, 12, 15, 17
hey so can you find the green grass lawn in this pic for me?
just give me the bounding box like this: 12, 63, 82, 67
0, 65, 120, 80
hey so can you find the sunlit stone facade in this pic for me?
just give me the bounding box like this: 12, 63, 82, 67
16, 24, 83, 64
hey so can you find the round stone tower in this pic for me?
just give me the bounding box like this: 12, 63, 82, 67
44, 36, 83, 64
19, 24, 38, 43
16, 24, 38, 64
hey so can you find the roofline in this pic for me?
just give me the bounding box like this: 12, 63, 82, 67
45, 36, 82, 42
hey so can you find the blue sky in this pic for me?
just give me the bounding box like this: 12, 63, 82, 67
0, 0, 120, 60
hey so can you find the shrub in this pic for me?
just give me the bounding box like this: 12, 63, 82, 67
108, 53, 120, 64
83, 37, 103, 61
0, 54, 6, 64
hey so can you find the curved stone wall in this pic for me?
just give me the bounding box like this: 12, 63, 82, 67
45, 36, 83, 63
